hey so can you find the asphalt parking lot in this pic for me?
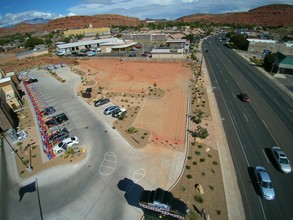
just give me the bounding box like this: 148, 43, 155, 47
5, 65, 186, 220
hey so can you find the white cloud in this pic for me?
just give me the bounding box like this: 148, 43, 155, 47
0, 11, 62, 28
0, 0, 292, 28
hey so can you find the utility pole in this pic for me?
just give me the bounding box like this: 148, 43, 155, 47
2, 134, 32, 173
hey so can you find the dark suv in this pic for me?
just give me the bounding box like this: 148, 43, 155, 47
94, 98, 110, 107
48, 128, 69, 142
46, 113, 68, 127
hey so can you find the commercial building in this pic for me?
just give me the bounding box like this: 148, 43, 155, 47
272, 52, 293, 74
122, 33, 166, 42
56, 38, 137, 53
0, 71, 23, 131
150, 39, 190, 59
247, 39, 293, 55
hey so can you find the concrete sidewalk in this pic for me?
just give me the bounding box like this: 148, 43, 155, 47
202, 57, 246, 220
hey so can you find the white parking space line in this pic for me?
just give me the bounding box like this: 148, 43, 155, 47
99, 152, 117, 176
131, 168, 146, 183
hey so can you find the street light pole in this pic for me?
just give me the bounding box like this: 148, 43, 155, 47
2, 134, 32, 172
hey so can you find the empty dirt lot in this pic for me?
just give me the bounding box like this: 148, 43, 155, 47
75, 58, 193, 153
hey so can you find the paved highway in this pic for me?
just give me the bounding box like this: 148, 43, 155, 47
203, 36, 293, 220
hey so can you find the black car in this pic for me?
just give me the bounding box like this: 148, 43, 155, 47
45, 113, 68, 127
48, 130, 69, 142
94, 98, 110, 107
41, 106, 56, 116
239, 93, 250, 102
25, 77, 38, 84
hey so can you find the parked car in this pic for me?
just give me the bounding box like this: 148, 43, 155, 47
24, 77, 38, 84
254, 166, 275, 200
17, 130, 28, 140
104, 106, 120, 115
94, 98, 110, 107
49, 131, 69, 142
239, 93, 250, 102
53, 136, 79, 154
271, 146, 291, 173
45, 113, 68, 127
41, 106, 56, 116
112, 108, 127, 118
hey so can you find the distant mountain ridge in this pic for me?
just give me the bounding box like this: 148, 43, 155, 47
22, 18, 50, 25
176, 4, 293, 26
0, 4, 292, 37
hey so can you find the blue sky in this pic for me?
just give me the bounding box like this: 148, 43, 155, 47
0, 0, 292, 28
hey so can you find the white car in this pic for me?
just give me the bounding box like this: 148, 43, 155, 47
271, 146, 291, 173
53, 136, 79, 154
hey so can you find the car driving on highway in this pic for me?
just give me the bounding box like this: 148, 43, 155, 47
239, 93, 250, 102
271, 146, 291, 173
254, 166, 275, 200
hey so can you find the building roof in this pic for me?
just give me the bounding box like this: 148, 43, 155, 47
166, 39, 187, 43
151, 48, 184, 54
248, 39, 277, 43
111, 42, 137, 49
56, 38, 119, 49
275, 52, 293, 69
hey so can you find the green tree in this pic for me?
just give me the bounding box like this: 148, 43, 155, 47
190, 126, 209, 139
263, 52, 276, 72
126, 126, 138, 134
229, 34, 249, 51
24, 37, 44, 49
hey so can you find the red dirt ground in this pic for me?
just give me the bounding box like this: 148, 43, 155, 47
75, 59, 193, 152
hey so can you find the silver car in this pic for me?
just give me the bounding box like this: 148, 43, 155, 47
255, 166, 275, 200
271, 146, 291, 173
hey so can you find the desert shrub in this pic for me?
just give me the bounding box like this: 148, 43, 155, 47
188, 156, 192, 160
209, 185, 214, 190
194, 195, 204, 203
198, 145, 203, 148
208, 154, 212, 158
212, 161, 218, 165
216, 210, 221, 215
199, 158, 205, 162
186, 174, 193, 179
185, 165, 191, 170
195, 151, 201, 155
192, 161, 197, 165
201, 172, 205, 176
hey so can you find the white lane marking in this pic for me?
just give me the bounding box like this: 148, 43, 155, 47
243, 113, 249, 122
99, 152, 117, 176
262, 149, 270, 163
